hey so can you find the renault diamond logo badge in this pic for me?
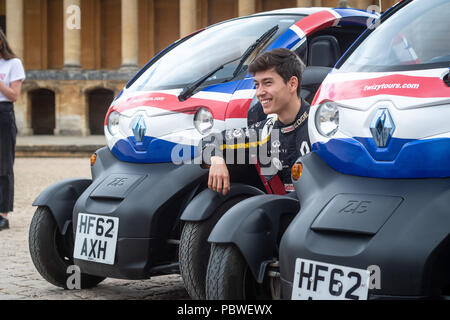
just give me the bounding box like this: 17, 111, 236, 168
132, 115, 146, 142
370, 109, 395, 148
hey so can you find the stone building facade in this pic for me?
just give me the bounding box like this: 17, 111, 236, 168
2, 0, 397, 136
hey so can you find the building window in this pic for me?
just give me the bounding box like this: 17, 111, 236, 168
88, 88, 114, 135
30, 89, 56, 135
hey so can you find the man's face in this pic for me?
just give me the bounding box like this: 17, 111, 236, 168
253, 68, 297, 115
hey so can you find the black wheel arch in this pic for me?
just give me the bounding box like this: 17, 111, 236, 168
32, 178, 92, 235
208, 194, 300, 283
180, 183, 265, 223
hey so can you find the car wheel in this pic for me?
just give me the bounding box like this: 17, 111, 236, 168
179, 196, 247, 300
206, 244, 271, 300
29, 206, 105, 289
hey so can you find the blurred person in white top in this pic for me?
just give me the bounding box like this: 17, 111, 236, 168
0, 28, 25, 231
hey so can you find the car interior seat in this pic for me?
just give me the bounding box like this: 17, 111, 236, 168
307, 35, 341, 67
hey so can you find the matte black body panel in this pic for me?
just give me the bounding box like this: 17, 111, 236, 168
280, 152, 450, 299
90, 174, 147, 200
72, 147, 209, 279
180, 183, 265, 222
208, 195, 300, 283
311, 194, 403, 235
32, 178, 92, 234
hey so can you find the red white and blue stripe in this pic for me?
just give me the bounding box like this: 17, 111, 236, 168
310, 68, 450, 178
106, 8, 377, 164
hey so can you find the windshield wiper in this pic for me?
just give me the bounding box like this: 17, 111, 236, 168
178, 65, 224, 102
178, 58, 239, 102
178, 25, 279, 102
232, 24, 279, 78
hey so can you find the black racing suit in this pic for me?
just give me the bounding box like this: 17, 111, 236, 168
202, 99, 311, 194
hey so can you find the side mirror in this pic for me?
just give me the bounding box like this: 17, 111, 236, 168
302, 66, 332, 87
301, 66, 332, 104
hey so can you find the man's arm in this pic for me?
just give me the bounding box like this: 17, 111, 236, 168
201, 128, 246, 196
201, 126, 266, 195
208, 156, 230, 196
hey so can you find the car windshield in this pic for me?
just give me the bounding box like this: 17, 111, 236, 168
339, 0, 450, 72
128, 15, 303, 92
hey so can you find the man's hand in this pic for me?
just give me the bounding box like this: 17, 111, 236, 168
208, 156, 230, 196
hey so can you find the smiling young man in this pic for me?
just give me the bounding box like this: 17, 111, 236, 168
203, 48, 311, 195
181, 48, 309, 301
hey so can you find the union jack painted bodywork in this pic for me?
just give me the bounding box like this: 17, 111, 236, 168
277, 0, 450, 300
204, 0, 450, 301
310, 66, 450, 178
104, 8, 377, 164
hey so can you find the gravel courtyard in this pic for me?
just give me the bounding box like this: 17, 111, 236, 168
0, 158, 189, 300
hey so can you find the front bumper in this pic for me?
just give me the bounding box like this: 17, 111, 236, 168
74, 238, 164, 279
72, 147, 207, 279
281, 278, 429, 300
280, 152, 450, 299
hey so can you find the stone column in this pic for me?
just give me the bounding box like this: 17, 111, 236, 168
297, 0, 314, 7
121, 0, 139, 70
238, 0, 256, 17
63, 0, 82, 69
6, 0, 24, 60
179, 0, 197, 38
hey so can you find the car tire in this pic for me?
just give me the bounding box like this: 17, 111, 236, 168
206, 244, 271, 300
29, 206, 105, 289
179, 196, 247, 300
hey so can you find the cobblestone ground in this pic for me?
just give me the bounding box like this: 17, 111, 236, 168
0, 158, 189, 300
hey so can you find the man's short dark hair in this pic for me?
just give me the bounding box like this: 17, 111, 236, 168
248, 48, 305, 97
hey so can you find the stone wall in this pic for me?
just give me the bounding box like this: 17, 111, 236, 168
16, 70, 134, 136
7, 0, 398, 137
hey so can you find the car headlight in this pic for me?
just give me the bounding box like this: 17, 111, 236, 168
315, 102, 339, 137
194, 107, 214, 135
107, 111, 121, 136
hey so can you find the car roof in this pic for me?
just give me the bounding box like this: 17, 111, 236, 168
251, 7, 333, 16
206, 7, 339, 30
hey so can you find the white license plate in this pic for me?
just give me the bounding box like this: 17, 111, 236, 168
73, 213, 119, 265
291, 258, 370, 300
